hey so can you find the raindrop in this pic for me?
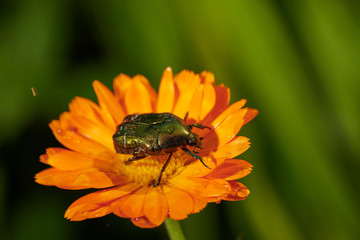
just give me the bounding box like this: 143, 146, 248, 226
226, 152, 231, 158
192, 169, 201, 175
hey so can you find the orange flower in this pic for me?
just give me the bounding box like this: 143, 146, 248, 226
35, 67, 258, 228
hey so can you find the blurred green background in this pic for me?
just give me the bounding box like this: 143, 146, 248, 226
1, 0, 359, 239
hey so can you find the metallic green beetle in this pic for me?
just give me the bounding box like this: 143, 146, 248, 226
113, 112, 210, 187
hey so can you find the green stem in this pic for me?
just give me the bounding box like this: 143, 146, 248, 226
164, 218, 186, 240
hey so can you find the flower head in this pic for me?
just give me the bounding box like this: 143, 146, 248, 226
35, 67, 258, 228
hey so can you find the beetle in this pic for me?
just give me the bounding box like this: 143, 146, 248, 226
113, 112, 211, 187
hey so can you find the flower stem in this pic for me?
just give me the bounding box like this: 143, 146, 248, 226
164, 218, 186, 240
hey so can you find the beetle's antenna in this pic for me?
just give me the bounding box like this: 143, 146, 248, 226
153, 152, 173, 187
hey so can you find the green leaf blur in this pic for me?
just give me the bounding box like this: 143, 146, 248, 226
1, 1, 359, 240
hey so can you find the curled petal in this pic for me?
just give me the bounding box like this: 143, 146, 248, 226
243, 108, 259, 125
224, 181, 250, 201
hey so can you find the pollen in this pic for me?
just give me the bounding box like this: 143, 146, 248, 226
121, 150, 188, 186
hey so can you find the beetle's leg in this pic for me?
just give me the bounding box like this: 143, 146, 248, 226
192, 145, 199, 154
184, 112, 189, 121
126, 147, 146, 164
126, 154, 146, 164
153, 152, 173, 187
189, 123, 211, 130
181, 147, 211, 169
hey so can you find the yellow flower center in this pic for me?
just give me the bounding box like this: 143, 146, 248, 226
118, 150, 189, 186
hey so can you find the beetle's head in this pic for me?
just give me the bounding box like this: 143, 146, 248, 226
187, 133, 203, 149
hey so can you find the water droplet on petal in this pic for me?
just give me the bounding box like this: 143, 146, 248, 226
192, 168, 201, 175
226, 152, 231, 158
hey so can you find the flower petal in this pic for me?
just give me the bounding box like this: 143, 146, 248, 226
131, 216, 158, 228
203, 84, 230, 125
113, 73, 133, 111
111, 187, 148, 218
92, 80, 125, 126
49, 119, 111, 156
210, 136, 250, 159
142, 187, 168, 226
40, 148, 96, 170
224, 181, 250, 201
172, 70, 201, 118
207, 159, 253, 180
200, 71, 215, 84
59, 112, 115, 151
170, 176, 230, 199
157, 67, 175, 113
35, 167, 127, 189
163, 185, 207, 220
188, 82, 216, 122
65, 184, 139, 220
243, 108, 259, 125
69, 97, 109, 126
211, 99, 247, 129
124, 76, 155, 114
202, 109, 247, 154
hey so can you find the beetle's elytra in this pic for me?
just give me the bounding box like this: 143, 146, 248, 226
113, 112, 211, 187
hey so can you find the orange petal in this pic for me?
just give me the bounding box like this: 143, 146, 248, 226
142, 187, 168, 226
179, 158, 214, 178
35, 167, 127, 189
40, 148, 95, 170
202, 109, 247, 154
224, 181, 250, 201
207, 159, 253, 180
68, 97, 110, 127
210, 136, 250, 159
243, 108, 259, 125
65, 184, 138, 220
163, 185, 196, 220
199, 71, 215, 84
60, 112, 115, 151
93, 80, 125, 126
111, 187, 148, 218
172, 70, 201, 118
131, 216, 158, 228
137, 75, 158, 110
211, 99, 247, 129
203, 84, 230, 125
49, 119, 111, 156
170, 176, 230, 199
188, 82, 216, 122
113, 73, 133, 112
124, 76, 154, 114
157, 67, 175, 113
